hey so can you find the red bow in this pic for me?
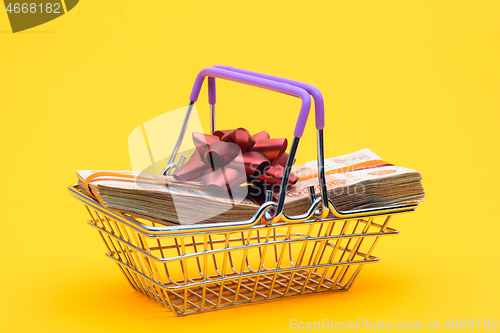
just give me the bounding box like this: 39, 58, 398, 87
173, 128, 298, 202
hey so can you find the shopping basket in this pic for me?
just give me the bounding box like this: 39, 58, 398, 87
68, 65, 419, 316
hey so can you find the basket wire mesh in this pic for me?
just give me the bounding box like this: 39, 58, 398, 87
76, 192, 404, 316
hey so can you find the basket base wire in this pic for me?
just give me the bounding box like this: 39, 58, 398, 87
107, 254, 370, 315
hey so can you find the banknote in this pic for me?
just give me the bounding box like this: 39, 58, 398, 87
291, 148, 392, 182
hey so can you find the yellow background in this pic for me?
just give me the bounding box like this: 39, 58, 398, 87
1, 1, 499, 331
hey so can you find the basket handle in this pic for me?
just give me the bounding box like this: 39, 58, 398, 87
167, 67, 330, 223
210, 65, 325, 131
186, 67, 331, 223
204, 66, 331, 222
189, 67, 312, 138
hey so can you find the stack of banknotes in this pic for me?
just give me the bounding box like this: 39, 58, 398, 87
77, 149, 424, 225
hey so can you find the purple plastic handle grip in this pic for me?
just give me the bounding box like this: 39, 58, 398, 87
208, 77, 216, 104
190, 67, 312, 138
212, 65, 325, 130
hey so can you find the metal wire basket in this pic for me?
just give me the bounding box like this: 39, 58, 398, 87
69, 66, 418, 316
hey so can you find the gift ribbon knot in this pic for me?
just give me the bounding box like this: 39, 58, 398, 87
173, 128, 298, 202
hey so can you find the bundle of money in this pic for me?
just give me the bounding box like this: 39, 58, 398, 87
76, 149, 424, 226
282, 166, 424, 215
77, 170, 257, 225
